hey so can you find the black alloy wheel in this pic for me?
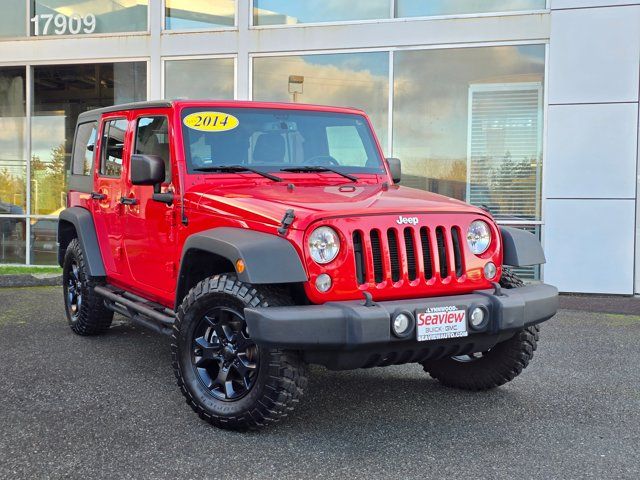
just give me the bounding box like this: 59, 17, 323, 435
66, 260, 83, 321
192, 307, 259, 401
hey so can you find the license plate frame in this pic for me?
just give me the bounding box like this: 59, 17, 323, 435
415, 305, 468, 342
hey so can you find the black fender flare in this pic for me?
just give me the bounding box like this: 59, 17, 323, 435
500, 226, 546, 267
58, 207, 106, 277
177, 227, 308, 303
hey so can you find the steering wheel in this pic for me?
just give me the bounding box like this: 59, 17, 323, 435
304, 155, 340, 167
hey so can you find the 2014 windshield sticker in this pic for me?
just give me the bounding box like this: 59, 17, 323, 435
183, 112, 239, 132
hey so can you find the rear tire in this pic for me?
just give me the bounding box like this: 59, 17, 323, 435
171, 274, 308, 431
421, 269, 540, 390
62, 238, 113, 335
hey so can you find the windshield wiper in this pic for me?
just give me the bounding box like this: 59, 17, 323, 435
193, 165, 283, 182
280, 166, 357, 183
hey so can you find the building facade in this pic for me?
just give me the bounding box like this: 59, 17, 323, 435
0, 0, 638, 294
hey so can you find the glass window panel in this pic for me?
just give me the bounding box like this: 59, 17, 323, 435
0, 218, 26, 264
30, 0, 148, 36
165, 0, 235, 30
0, 0, 27, 38
30, 217, 58, 264
72, 122, 97, 176
396, 0, 546, 18
32, 62, 146, 215
0, 67, 27, 215
135, 117, 171, 182
164, 58, 235, 100
252, 53, 389, 154
100, 119, 128, 177
392, 45, 545, 222
253, 0, 390, 26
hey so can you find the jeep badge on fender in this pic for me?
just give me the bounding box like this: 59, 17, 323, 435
58, 100, 558, 431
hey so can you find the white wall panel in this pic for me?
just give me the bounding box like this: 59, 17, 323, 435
552, 0, 640, 8
546, 103, 639, 198
544, 199, 636, 293
548, 5, 640, 104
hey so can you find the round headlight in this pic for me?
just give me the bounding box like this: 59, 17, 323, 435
467, 220, 492, 255
308, 227, 340, 264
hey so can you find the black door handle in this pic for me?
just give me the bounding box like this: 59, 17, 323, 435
90, 191, 107, 200
119, 197, 138, 206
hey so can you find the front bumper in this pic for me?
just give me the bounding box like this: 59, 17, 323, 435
245, 283, 558, 370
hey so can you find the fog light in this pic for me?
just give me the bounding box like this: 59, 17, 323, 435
315, 274, 332, 292
470, 307, 486, 329
484, 262, 497, 280
392, 311, 414, 338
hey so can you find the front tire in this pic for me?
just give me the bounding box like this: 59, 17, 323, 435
421, 269, 540, 390
62, 238, 113, 335
171, 274, 308, 431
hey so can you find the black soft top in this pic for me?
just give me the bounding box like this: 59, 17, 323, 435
76, 101, 173, 124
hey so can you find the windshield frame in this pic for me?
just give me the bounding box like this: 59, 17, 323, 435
179, 106, 387, 177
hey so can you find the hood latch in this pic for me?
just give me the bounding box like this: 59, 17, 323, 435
277, 209, 295, 236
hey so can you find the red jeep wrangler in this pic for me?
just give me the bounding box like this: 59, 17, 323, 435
58, 100, 558, 430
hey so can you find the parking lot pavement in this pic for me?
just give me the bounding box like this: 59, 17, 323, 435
0, 287, 639, 480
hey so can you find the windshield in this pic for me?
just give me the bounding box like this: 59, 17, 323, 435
180, 107, 385, 175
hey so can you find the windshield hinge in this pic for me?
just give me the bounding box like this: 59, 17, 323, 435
277, 209, 295, 236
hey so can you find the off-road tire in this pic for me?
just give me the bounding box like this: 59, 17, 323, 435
62, 238, 113, 335
421, 269, 540, 390
171, 274, 308, 431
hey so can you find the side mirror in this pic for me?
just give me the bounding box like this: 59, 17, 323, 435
131, 154, 165, 186
130, 154, 173, 205
386, 157, 401, 183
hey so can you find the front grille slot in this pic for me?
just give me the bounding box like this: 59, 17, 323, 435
403, 227, 417, 281
387, 229, 401, 282
353, 230, 366, 285
435, 227, 449, 278
451, 227, 464, 278
370, 230, 384, 283
420, 227, 433, 280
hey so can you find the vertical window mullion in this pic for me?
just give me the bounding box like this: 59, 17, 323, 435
25, 65, 32, 265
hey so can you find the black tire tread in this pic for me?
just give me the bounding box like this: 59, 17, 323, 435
63, 238, 113, 336
171, 274, 308, 431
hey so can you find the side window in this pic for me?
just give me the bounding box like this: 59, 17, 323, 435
135, 116, 171, 183
72, 122, 97, 176
100, 118, 128, 177
326, 125, 367, 167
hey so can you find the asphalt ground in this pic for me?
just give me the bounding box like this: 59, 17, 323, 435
0, 286, 639, 480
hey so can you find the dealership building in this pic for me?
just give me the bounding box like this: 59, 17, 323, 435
0, 1, 638, 295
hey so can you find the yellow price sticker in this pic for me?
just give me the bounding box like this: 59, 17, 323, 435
183, 111, 239, 132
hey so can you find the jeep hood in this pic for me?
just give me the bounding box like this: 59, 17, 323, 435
187, 181, 489, 231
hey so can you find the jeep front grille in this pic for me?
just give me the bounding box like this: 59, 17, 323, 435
352, 225, 465, 286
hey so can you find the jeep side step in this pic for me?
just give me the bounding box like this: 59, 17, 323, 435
94, 285, 175, 336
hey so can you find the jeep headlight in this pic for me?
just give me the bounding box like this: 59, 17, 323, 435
467, 220, 491, 255
308, 227, 340, 264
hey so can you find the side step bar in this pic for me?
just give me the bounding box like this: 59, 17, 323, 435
94, 285, 175, 336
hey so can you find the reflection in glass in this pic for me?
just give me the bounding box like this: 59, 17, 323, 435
31, 0, 148, 36
253, 0, 390, 25
0, 218, 26, 264
30, 217, 57, 264
165, 58, 234, 100
165, 0, 235, 30
0, 67, 27, 215
396, 0, 546, 18
393, 45, 545, 221
32, 62, 146, 215
0, 0, 27, 37
252, 53, 389, 154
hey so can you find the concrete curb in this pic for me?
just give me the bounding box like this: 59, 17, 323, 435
0, 274, 62, 288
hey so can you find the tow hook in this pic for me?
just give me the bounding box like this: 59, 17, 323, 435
362, 291, 376, 307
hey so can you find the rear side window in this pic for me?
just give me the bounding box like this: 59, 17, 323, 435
100, 118, 128, 177
72, 122, 97, 176
135, 116, 171, 183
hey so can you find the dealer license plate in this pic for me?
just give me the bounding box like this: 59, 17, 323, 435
416, 306, 468, 342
